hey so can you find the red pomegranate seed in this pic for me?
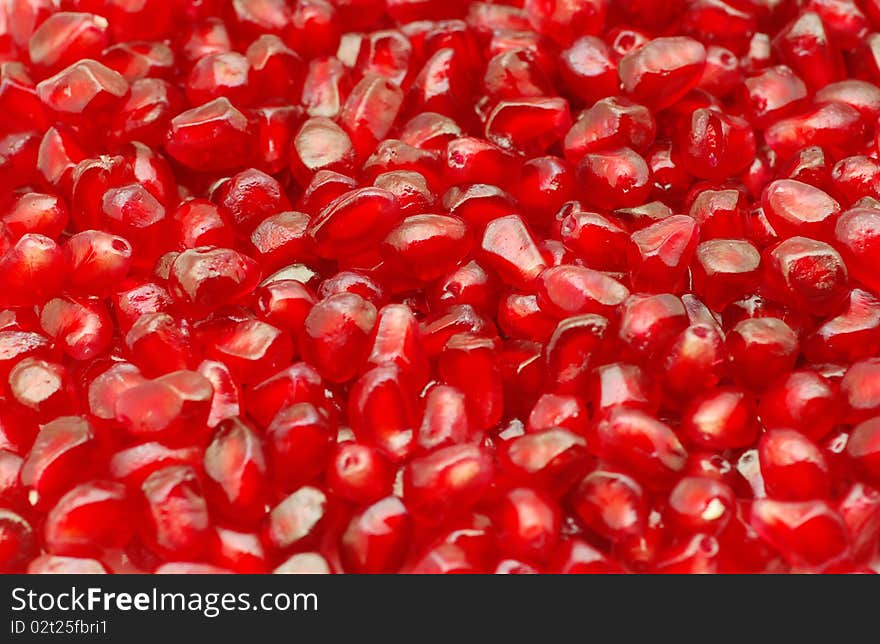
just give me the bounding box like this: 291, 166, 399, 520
837, 482, 880, 564
328, 441, 394, 504
165, 98, 254, 171
548, 538, 623, 573
848, 417, 880, 485
726, 317, 799, 390
308, 187, 400, 259
682, 386, 758, 450
577, 147, 652, 211
774, 11, 844, 93
479, 215, 547, 290
570, 469, 647, 541
36, 59, 129, 132
404, 444, 494, 521
740, 65, 808, 127
618, 36, 706, 110
545, 313, 609, 393
20, 416, 97, 506
759, 429, 831, 501
750, 499, 850, 570
840, 358, 880, 423
679, 108, 755, 181
628, 215, 699, 293
762, 179, 841, 242
114, 370, 213, 443
762, 236, 849, 315
594, 408, 688, 487
44, 480, 130, 556
381, 214, 471, 282
3, 192, 68, 239
759, 370, 839, 442
666, 476, 735, 536
494, 487, 560, 562
267, 402, 334, 491
300, 292, 377, 383
0, 510, 38, 573
764, 102, 864, 160
340, 496, 411, 573
203, 418, 268, 524
141, 465, 211, 560
559, 37, 617, 104
264, 485, 327, 551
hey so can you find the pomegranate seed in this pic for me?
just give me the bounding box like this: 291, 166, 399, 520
308, 187, 400, 259
264, 485, 327, 551
680, 108, 755, 181
564, 97, 655, 163
548, 538, 623, 573
726, 317, 799, 390
628, 215, 699, 293
837, 482, 880, 564
203, 418, 267, 523
594, 408, 688, 487
0, 235, 66, 307
485, 98, 572, 156
570, 469, 647, 541
774, 11, 844, 93
691, 239, 761, 310
557, 203, 629, 271
169, 247, 260, 313
740, 65, 808, 127
479, 215, 547, 290
666, 476, 735, 536
404, 444, 494, 521
759, 370, 838, 441
762, 237, 849, 315
27, 555, 107, 574
0, 510, 38, 572
214, 168, 291, 232
21, 415, 97, 506
538, 265, 629, 319
114, 370, 212, 443
848, 417, 880, 485
244, 362, 325, 429
210, 527, 268, 574
340, 496, 411, 573
9, 358, 76, 419
142, 465, 211, 560
618, 293, 688, 359
750, 499, 850, 570
165, 98, 254, 171
835, 207, 880, 294
618, 36, 706, 110
267, 402, 333, 491
102, 41, 175, 83
578, 147, 652, 211
494, 487, 560, 562
682, 387, 758, 449
559, 37, 618, 104
300, 293, 377, 383
765, 102, 864, 161
109, 441, 201, 488
328, 441, 394, 504
762, 180, 841, 242
44, 480, 130, 556
381, 214, 471, 282
36, 59, 129, 132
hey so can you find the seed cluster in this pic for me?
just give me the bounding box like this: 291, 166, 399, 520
1, 0, 880, 573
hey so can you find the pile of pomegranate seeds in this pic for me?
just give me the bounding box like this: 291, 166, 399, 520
4, 0, 880, 576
